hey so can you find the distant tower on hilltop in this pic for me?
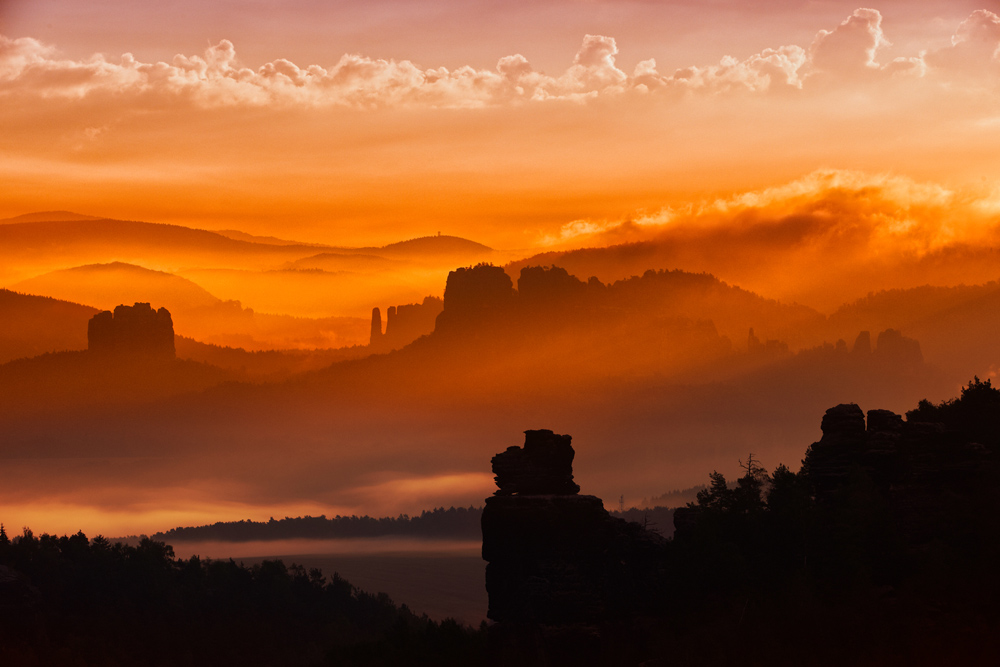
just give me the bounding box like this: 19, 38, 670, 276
87, 302, 175, 359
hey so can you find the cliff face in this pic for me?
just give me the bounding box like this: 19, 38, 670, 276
87, 303, 175, 359
481, 430, 666, 627
435, 264, 515, 334
369, 297, 443, 351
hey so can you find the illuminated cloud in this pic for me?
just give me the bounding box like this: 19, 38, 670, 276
528, 169, 1000, 311
632, 44, 808, 93
808, 7, 889, 75
924, 9, 1000, 72
542, 169, 1000, 258
1, 9, 998, 110
348, 473, 495, 515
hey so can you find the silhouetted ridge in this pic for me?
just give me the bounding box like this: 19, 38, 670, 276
482, 382, 1000, 665
0, 210, 98, 223
88, 302, 175, 359
155, 506, 483, 542
0, 528, 486, 665
516, 265, 588, 308
375, 234, 493, 256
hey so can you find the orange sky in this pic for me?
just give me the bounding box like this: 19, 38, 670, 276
2, 2, 998, 248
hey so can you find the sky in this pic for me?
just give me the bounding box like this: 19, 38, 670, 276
2, 1, 998, 248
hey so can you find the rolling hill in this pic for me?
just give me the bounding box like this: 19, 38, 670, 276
0, 211, 99, 223
13, 262, 221, 312
9, 263, 372, 350
0, 218, 327, 284
0, 290, 100, 364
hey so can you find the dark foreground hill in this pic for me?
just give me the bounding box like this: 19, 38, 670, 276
480, 378, 1000, 666
3, 380, 999, 665
0, 532, 485, 667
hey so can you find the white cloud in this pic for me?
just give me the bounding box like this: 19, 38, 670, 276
0, 10, 998, 111
925, 9, 1000, 72
808, 7, 889, 75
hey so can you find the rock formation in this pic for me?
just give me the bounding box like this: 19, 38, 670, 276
802, 399, 993, 543
87, 303, 175, 359
482, 430, 666, 632
516, 265, 587, 310
852, 330, 872, 356
370, 297, 443, 351
369, 307, 383, 347
747, 327, 789, 355
435, 264, 514, 333
874, 328, 922, 366
491, 430, 580, 496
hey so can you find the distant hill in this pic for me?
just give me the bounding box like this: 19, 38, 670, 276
0, 218, 311, 255
284, 252, 402, 272
12, 262, 222, 312
174, 335, 370, 379
0, 290, 99, 364
507, 236, 1000, 314
0, 284, 369, 374
367, 235, 494, 259
0, 349, 236, 416
829, 283, 1000, 332
225, 232, 493, 260
214, 229, 333, 248
828, 282, 1000, 377
0, 218, 329, 284
0, 211, 99, 223
154, 505, 483, 542
10, 263, 374, 351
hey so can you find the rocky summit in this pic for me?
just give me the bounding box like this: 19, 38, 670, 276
87, 302, 175, 359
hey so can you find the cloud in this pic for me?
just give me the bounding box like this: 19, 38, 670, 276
530, 169, 1000, 312
808, 7, 889, 75
632, 44, 808, 94
924, 9, 1000, 72
1, 10, 999, 111
348, 473, 494, 515
0, 32, 631, 109
542, 170, 999, 258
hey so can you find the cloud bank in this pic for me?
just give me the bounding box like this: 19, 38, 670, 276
535, 169, 1000, 310
547, 169, 1000, 252
1, 8, 997, 110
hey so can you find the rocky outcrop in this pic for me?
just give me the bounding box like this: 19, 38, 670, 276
385, 297, 443, 343
482, 430, 666, 630
491, 430, 580, 496
874, 328, 922, 366
851, 330, 872, 357
747, 327, 789, 355
435, 264, 514, 333
803, 401, 995, 542
370, 298, 444, 351
516, 265, 587, 310
87, 303, 175, 359
369, 307, 383, 346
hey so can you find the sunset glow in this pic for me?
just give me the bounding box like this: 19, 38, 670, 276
2, 2, 998, 248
